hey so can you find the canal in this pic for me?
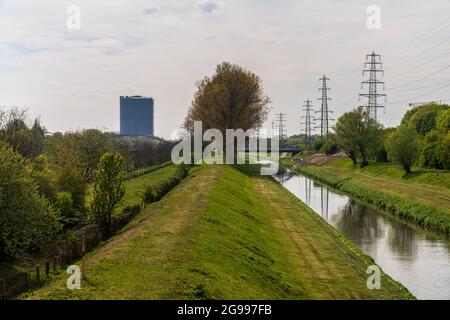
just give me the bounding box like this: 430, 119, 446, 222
274, 171, 450, 300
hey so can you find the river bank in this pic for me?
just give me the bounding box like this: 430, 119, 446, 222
22, 165, 413, 300
274, 171, 450, 299
282, 158, 450, 233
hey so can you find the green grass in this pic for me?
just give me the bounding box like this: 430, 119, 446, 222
327, 159, 450, 189
0, 165, 178, 292
22, 165, 413, 300
115, 165, 178, 213
292, 159, 450, 232
84, 165, 177, 214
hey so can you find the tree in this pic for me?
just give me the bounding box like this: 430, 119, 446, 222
0, 140, 60, 257
56, 167, 87, 217
44, 129, 112, 182
335, 107, 383, 167
419, 129, 449, 170
0, 108, 45, 159
386, 125, 421, 173
401, 102, 446, 136
90, 152, 125, 235
184, 62, 271, 135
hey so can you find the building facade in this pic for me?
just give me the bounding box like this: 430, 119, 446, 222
120, 96, 154, 136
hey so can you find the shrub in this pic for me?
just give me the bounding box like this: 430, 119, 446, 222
0, 140, 61, 257
56, 167, 87, 213
142, 165, 189, 205
112, 205, 142, 231
55, 192, 74, 217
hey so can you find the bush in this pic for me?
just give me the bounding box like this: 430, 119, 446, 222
56, 167, 87, 214
55, 192, 74, 217
142, 165, 189, 205
320, 139, 339, 155
112, 205, 142, 231
0, 140, 61, 257
420, 130, 449, 170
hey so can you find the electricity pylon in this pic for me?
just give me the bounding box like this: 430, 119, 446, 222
315, 75, 333, 137
276, 113, 287, 145
301, 99, 314, 147
359, 51, 386, 121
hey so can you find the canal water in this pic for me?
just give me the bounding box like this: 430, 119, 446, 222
274, 171, 450, 300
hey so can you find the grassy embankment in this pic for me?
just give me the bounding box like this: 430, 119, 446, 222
0, 165, 178, 283
284, 158, 450, 233
23, 165, 413, 300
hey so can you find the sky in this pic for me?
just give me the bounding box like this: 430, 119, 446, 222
0, 0, 449, 139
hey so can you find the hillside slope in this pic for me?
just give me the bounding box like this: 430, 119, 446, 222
23, 165, 412, 300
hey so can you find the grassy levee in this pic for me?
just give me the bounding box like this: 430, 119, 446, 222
22, 165, 413, 300
285, 158, 450, 233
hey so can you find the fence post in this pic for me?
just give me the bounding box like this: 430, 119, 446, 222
1, 279, 5, 300
45, 261, 50, 277
36, 265, 40, 282
81, 234, 86, 280
53, 256, 56, 271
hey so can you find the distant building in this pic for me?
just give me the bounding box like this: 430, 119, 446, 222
120, 96, 154, 136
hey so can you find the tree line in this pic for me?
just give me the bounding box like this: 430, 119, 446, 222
308, 103, 449, 173
0, 107, 174, 259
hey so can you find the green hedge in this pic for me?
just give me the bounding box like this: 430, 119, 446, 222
143, 164, 189, 204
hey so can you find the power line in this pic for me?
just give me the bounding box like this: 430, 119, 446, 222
388, 82, 450, 104
387, 64, 450, 90
315, 75, 333, 136
411, 21, 450, 49
415, 17, 450, 41
359, 51, 386, 120
385, 33, 450, 68
389, 52, 449, 77
386, 17, 450, 62
394, 79, 450, 91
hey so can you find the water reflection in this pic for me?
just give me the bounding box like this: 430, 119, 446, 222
332, 200, 386, 247
274, 172, 450, 300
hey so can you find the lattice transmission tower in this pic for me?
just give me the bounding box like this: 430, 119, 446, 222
301, 99, 314, 147
315, 75, 333, 137
359, 51, 386, 121
276, 113, 287, 144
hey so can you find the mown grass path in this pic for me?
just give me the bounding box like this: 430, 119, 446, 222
23, 165, 413, 300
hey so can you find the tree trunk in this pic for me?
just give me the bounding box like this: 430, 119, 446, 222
347, 151, 357, 165
359, 146, 368, 168
403, 164, 411, 173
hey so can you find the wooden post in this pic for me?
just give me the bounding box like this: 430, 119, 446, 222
1, 279, 5, 300
81, 234, 86, 279
53, 257, 56, 271
45, 261, 50, 277
36, 265, 40, 282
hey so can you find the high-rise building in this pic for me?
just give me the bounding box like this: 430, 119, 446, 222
120, 96, 154, 136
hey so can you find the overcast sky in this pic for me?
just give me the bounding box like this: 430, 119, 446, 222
0, 0, 449, 138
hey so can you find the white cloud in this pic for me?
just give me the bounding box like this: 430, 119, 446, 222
143, 6, 160, 15
197, 0, 219, 13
